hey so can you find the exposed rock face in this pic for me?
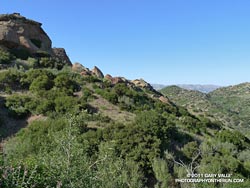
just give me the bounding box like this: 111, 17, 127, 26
159, 96, 171, 104
52, 48, 71, 65
80, 69, 92, 76
0, 13, 72, 65
0, 13, 52, 54
111, 77, 127, 85
131, 79, 154, 91
104, 74, 129, 85
91, 66, 104, 79
72, 63, 85, 72
104, 74, 113, 81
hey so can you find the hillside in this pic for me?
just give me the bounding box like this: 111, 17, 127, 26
0, 14, 249, 188
152, 84, 221, 93
161, 84, 250, 138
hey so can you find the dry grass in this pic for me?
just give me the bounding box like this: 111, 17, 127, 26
89, 94, 135, 124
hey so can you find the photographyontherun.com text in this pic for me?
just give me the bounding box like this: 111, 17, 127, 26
175, 174, 244, 184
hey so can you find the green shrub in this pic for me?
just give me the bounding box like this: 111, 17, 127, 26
55, 96, 78, 114
5, 95, 32, 118
0, 69, 23, 90
216, 130, 250, 150
21, 69, 55, 89
29, 75, 54, 92
0, 49, 13, 64
38, 57, 65, 69
54, 73, 79, 95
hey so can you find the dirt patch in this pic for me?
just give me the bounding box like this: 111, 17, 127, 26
0, 95, 46, 142
27, 114, 47, 124
89, 95, 135, 124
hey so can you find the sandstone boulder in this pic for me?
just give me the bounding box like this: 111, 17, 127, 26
0, 13, 72, 66
131, 79, 154, 91
80, 69, 92, 77
104, 74, 112, 80
91, 66, 104, 79
52, 48, 71, 65
72, 63, 85, 72
0, 13, 52, 54
159, 96, 171, 104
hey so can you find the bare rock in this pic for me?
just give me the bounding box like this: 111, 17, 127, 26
104, 74, 129, 85
0, 13, 52, 54
91, 66, 104, 79
52, 48, 72, 65
104, 74, 113, 81
0, 13, 72, 67
111, 77, 126, 85
72, 63, 85, 72
131, 79, 154, 91
159, 96, 171, 104
80, 69, 92, 77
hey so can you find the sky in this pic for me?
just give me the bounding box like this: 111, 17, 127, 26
1, 0, 250, 86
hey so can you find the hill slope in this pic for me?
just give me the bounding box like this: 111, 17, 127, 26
161, 84, 250, 138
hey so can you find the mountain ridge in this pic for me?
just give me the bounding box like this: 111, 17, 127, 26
160, 83, 250, 138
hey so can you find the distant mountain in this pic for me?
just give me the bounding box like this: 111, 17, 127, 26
152, 84, 221, 93
177, 84, 221, 93
151, 84, 167, 90
160, 83, 250, 138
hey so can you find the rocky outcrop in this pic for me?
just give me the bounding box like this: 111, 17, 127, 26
0, 13, 72, 65
104, 74, 128, 85
80, 69, 92, 77
52, 48, 71, 65
159, 96, 171, 104
131, 79, 155, 91
72, 63, 85, 72
0, 13, 52, 54
104, 74, 113, 81
91, 66, 104, 79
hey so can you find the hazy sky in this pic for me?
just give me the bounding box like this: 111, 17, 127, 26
1, 0, 250, 85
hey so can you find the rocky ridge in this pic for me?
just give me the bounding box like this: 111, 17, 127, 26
0, 13, 169, 104
72, 62, 170, 104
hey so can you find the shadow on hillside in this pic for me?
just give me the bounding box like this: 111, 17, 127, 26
0, 95, 28, 141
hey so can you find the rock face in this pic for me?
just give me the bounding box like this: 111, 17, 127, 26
0, 13, 72, 65
131, 79, 155, 91
72, 63, 85, 72
52, 48, 71, 66
159, 96, 171, 104
0, 13, 52, 54
104, 74, 113, 81
91, 66, 104, 79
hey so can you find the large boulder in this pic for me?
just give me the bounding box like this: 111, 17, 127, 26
91, 66, 104, 79
0, 13, 52, 54
52, 48, 71, 65
0, 13, 72, 65
104, 74, 113, 81
104, 74, 128, 85
131, 79, 154, 91
72, 63, 85, 72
